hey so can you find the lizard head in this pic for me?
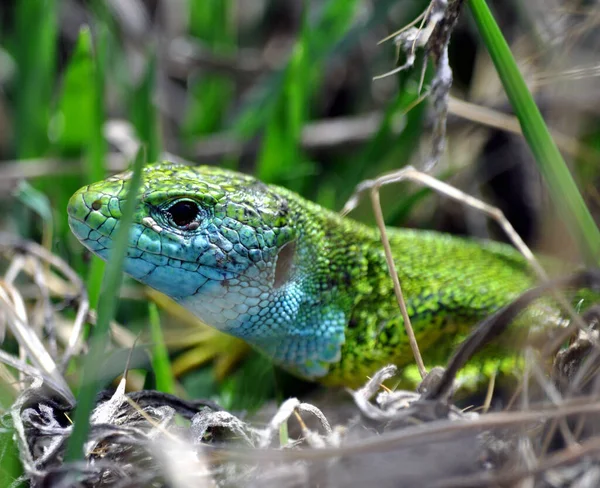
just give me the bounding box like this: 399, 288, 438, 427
68, 162, 297, 321
69, 162, 352, 378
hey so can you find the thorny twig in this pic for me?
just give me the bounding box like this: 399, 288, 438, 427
376, 0, 465, 172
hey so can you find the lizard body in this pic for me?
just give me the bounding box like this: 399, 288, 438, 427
68, 162, 557, 387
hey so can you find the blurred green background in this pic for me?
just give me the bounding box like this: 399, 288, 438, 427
1, 1, 600, 474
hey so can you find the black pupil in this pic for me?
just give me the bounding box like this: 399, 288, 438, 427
168, 201, 199, 227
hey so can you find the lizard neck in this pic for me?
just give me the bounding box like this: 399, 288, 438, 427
256, 202, 373, 378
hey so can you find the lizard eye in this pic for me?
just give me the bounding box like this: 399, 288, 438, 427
165, 200, 202, 229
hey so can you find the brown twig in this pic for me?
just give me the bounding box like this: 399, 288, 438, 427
370, 186, 427, 379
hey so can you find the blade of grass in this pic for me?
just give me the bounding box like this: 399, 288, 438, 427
14, 181, 53, 250
219, 352, 275, 412
0, 382, 22, 484
11, 0, 57, 249
13, 0, 57, 159
54, 27, 96, 152
86, 22, 109, 309
183, 0, 235, 140
256, 0, 360, 186
468, 0, 600, 265
0, 430, 21, 486
65, 147, 146, 462
50, 25, 105, 292
148, 302, 175, 395
279, 422, 289, 448
232, 0, 396, 137
256, 6, 310, 185
130, 55, 161, 163
233, 0, 361, 147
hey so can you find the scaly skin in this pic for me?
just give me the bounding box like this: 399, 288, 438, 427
68, 162, 553, 388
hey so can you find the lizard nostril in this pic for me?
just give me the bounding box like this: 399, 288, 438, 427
91, 199, 102, 211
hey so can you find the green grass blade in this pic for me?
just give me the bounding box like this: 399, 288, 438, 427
148, 302, 175, 395
255, 0, 360, 186
54, 27, 96, 152
130, 55, 161, 162
255, 3, 310, 184
65, 148, 146, 462
43, 20, 110, 308
183, 0, 235, 140
14, 181, 54, 249
87, 23, 109, 308
13, 0, 57, 159
86, 22, 108, 185
468, 0, 600, 264
0, 430, 22, 486
0, 383, 22, 484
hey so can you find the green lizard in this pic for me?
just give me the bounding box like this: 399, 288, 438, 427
67, 162, 567, 388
